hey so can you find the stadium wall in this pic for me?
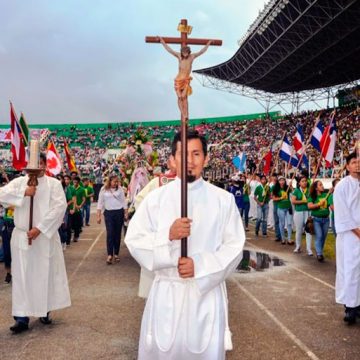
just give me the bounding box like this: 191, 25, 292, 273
0, 111, 281, 130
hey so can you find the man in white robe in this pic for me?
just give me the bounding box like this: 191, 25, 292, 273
134, 161, 176, 299
125, 130, 245, 359
0, 154, 71, 333
334, 152, 360, 324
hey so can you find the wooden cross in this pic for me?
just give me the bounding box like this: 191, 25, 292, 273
146, 19, 222, 257
145, 19, 222, 48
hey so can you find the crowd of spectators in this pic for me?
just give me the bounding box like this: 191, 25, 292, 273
0, 105, 358, 181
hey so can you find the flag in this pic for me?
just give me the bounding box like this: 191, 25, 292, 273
63, 140, 77, 172
320, 117, 337, 167
279, 136, 299, 167
0, 129, 11, 142
232, 152, 247, 172
10, 102, 27, 170
293, 124, 309, 168
310, 120, 324, 152
46, 140, 62, 176
19, 113, 29, 146
263, 150, 272, 175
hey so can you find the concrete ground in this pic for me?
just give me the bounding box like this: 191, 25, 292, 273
0, 210, 359, 360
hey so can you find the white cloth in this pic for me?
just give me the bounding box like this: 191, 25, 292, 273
249, 180, 259, 219
134, 177, 159, 212
97, 187, 127, 211
125, 177, 245, 359
0, 175, 71, 317
268, 200, 274, 228
293, 210, 312, 251
334, 175, 360, 307
134, 177, 160, 299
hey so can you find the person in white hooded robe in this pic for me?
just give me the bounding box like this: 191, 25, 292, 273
334, 152, 360, 324
125, 130, 245, 360
0, 153, 71, 333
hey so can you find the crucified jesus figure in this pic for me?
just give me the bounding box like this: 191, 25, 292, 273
158, 36, 211, 120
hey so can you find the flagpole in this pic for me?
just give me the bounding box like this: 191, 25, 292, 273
19, 112, 30, 147
286, 147, 294, 178
218, 132, 241, 150
285, 113, 322, 194
312, 110, 336, 181
247, 148, 268, 189
269, 130, 287, 178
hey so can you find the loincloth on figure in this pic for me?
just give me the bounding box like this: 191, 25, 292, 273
174, 76, 193, 97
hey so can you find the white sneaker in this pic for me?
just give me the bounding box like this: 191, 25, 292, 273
307, 250, 313, 256
62, 243, 67, 251
293, 247, 301, 253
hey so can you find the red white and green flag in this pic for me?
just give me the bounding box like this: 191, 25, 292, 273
10, 102, 27, 170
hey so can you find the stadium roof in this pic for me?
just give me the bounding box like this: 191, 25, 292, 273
195, 0, 360, 94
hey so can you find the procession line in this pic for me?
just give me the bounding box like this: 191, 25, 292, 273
68, 229, 105, 283
246, 239, 335, 290
230, 277, 320, 360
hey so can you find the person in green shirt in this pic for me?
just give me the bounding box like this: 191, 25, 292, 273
291, 175, 313, 255
254, 175, 270, 237
308, 180, 330, 262
82, 177, 94, 226
72, 176, 86, 242
328, 178, 340, 237
272, 176, 294, 245
64, 175, 76, 246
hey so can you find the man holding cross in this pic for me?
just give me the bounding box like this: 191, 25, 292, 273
125, 130, 244, 359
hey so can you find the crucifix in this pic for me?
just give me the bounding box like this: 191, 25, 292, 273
146, 19, 222, 257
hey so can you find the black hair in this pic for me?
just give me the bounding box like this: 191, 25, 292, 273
73, 176, 81, 182
332, 178, 340, 187
346, 152, 356, 164
39, 153, 47, 163
309, 180, 321, 201
273, 178, 288, 196
171, 130, 207, 156
64, 175, 71, 180
296, 174, 308, 188
260, 175, 267, 182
